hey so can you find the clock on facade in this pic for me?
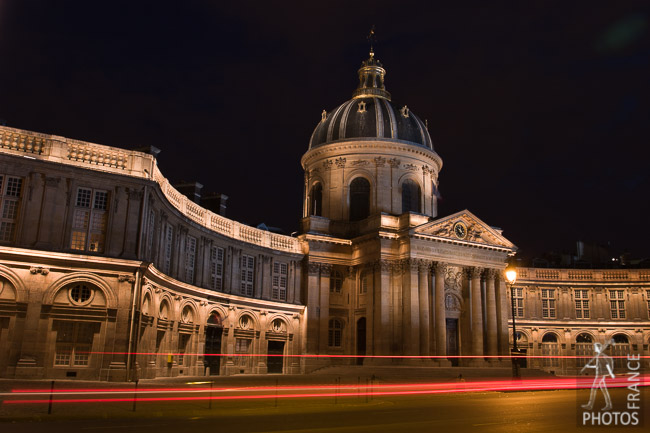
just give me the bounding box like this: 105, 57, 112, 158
453, 221, 467, 239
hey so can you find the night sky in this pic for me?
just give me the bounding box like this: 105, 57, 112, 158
1, 1, 649, 260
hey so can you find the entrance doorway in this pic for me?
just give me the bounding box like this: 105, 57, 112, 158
356, 317, 366, 365
204, 312, 223, 376
446, 318, 459, 366
267, 341, 285, 373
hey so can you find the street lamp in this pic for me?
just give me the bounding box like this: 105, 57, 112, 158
505, 264, 521, 379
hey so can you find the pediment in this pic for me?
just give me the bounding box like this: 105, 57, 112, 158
412, 209, 516, 250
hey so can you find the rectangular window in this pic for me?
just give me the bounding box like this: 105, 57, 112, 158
70, 188, 108, 252
513, 287, 524, 318
209, 246, 224, 291
609, 290, 626, 319
574, 289, 590, 319
272, 261, 288, 301
541, 289, 556, 318
0, 175, 23, 242
185, 236, 197, 283
163, 225, 174, 275
54, 321, 95, 367
240, 254, 255, 296
234, 338, 252, 368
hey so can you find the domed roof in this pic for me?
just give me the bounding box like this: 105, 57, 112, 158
309, 50, 434, 151
309, 97, 433, 150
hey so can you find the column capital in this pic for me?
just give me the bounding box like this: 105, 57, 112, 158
469, 266, 483, 279
432, 261, 447, 273
320, 263, 332, 276
307, 262, 321, 275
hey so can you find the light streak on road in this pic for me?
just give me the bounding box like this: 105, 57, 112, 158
3, 375, 648, 405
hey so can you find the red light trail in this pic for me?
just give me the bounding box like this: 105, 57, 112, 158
3, 376, 647, 405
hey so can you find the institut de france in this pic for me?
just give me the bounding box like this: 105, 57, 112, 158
0, 49, 648, 380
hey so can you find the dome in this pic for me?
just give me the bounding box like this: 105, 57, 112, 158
309, 50, 434, 151
309, 97, 433, 150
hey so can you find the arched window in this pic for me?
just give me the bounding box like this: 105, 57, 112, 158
575, 333, 593, 366
309, 183, 323, 217
349, 177, 370, 221
330, 270, 343, 293
401, 179, 421, 213
328, 319, 343, 347
541, 333, 559, 368
609, 333, 630, 369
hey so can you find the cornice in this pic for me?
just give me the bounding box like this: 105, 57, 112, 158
301, 140, 443, 172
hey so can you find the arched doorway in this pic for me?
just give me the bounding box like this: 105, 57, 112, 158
511, 331, 528, 368
541, 333, 559, 368
204, 311, 223, 376
575, 333, 593, 370
356, 317, 366, 365
609, 333, 630, 370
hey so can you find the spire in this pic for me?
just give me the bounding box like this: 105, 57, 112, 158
352, 27, 391, 101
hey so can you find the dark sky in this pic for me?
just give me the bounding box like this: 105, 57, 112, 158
1, 0, 649, 259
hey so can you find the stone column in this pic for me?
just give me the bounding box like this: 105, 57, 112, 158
485, 269, 498, 358
318, 264, 331, 354
418, 260, 430, 356
470, 267, 484, 359
433, 262, 446, 358
402, 259, 420, 356
495, 274, 510, 357
373, 260, 391, 358
305, 263, 321, 355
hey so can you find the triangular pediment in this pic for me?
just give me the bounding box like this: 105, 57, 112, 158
413, 209, 516, 250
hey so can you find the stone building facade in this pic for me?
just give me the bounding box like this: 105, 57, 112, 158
0, 126, 304, 381
509, 267, 650, 374
0, 49, 647, 380
298, 50, 517, 369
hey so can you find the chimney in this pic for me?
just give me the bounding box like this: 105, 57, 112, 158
202, 192, 228, 217
174, 181, 203, 204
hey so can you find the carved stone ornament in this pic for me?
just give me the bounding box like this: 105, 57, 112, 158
320, 264, 332, 276
335, 157, 347, 169
118, 274, 136, 283
357, 100, 367, 113
200, 300, 208, 306
374, 156, 386, 167
400, 105, 410, 118
352, 159, 369, 167
388, 158, 401, 168
321, 110, 327, 121
29, 266, 50, 275
444, 267, 462, 292
322, 160, 333, 170
154, 286, 162, 293
469, 267, 483, 279
432, 261, 446, 273
445, 293, 461, 312
403, 163, 418, 171
308, 262, 321, 275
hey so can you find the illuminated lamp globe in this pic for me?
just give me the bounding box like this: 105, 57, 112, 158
505, 265, 517, 285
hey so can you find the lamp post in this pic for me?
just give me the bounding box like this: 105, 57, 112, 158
505, 264, 520, 379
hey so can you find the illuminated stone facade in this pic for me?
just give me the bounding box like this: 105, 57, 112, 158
510, 267, 650, 374
0, 126, 304, 380
0, 51, 647, 381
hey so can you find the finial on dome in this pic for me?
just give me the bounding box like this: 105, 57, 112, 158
353, 26, 391, 100
367, 25, 376, 58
